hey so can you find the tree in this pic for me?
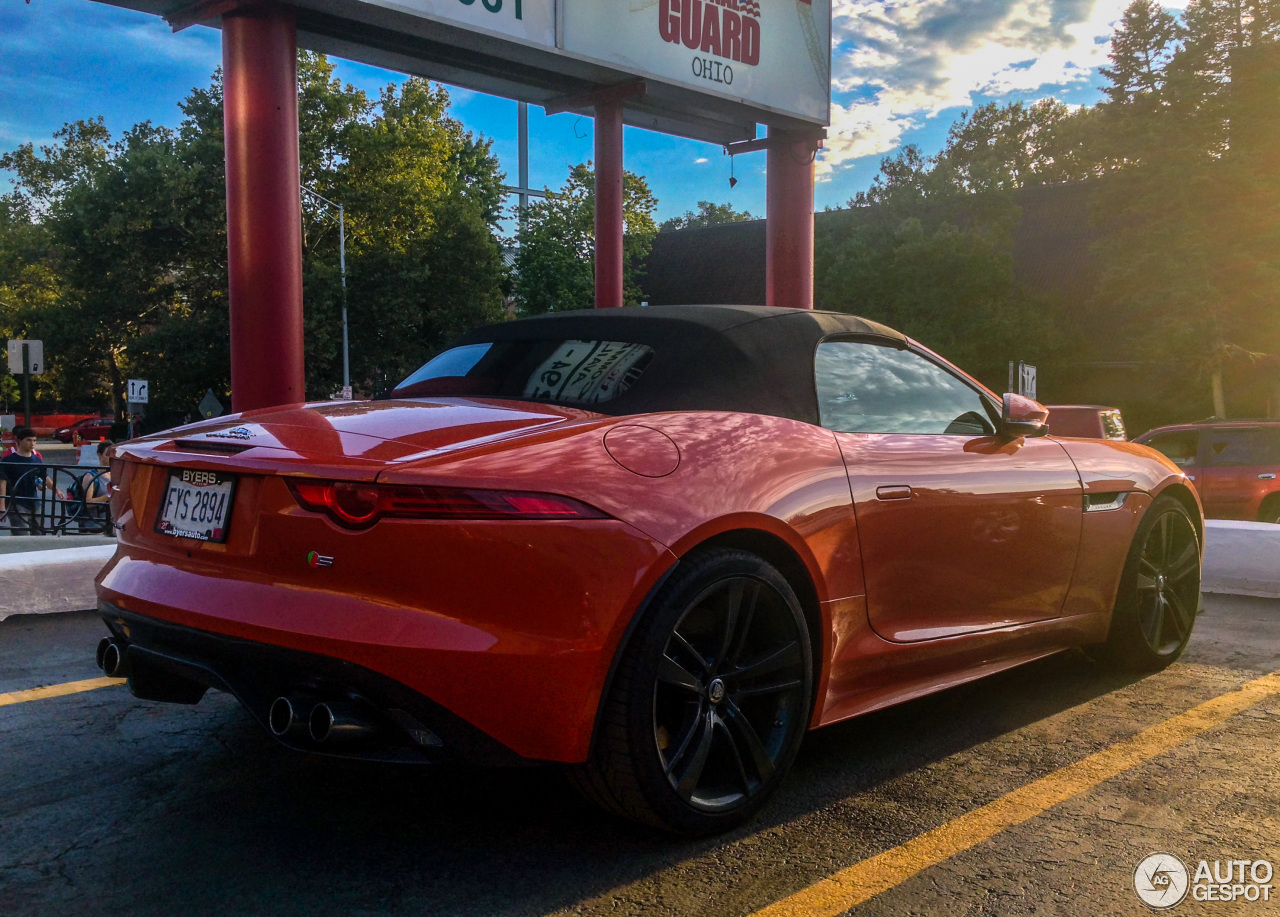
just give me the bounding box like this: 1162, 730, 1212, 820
0, 53, 509, 417
1100, 0, 1184, 105
513, 164, 658, 315
659, 200, 754, 232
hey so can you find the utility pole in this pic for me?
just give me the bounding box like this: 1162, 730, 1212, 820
300, 185, 349, 396
503, 102, 550, 228
518, 101, 529, 223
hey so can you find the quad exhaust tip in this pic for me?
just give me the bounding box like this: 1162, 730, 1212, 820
270, 695, 380, 745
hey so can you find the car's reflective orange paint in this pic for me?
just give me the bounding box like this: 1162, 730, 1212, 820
99, 387, 1197, 764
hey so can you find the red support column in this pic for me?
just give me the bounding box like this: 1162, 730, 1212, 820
222, 3, 306, 411
594, 100, 625, 309
765, 128, 816, 310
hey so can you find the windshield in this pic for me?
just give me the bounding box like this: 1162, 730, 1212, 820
393, 339, 655, 406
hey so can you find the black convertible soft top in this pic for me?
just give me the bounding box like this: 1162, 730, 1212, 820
432, 305, 907, 426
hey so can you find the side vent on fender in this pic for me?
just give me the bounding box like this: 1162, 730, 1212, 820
1084, 492, 1129, 512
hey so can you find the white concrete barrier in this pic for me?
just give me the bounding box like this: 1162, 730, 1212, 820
0, 517, 1276, 622
0, 545, 116, 622
1202, 520, 1280, 600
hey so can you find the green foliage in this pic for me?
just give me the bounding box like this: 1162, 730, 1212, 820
0, 374, 19, 412
818, 194, 1055, 384
513, 163, 657, 315
1087, 0, 1280, 423
659, 200, 754, 232
820, 0, 1280, 425
0, 52, 507, 418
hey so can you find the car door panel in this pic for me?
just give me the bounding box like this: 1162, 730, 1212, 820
838, 432, 1082, 642
813, 338, 1084, 645
1199, 428, 1280, 520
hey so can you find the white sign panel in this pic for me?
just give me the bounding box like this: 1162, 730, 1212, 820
128, 379, 150, 404
1019, 363, 1037, 402
562, 0, 830, 123
358, 0, 554, 47
6, 339, 44, 375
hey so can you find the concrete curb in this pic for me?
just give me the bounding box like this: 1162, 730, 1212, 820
1202, 520, 1280, 600
2, 518, 1277, 622
0, 545, 116, 622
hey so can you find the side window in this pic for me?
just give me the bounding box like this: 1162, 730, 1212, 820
1206, 429, 1280, 466
815, 341, 997, 435
1144, 431, 1199, 467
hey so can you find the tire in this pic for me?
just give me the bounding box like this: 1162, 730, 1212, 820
1258, 497, 1280, 526
572, 548, 814, 835
1092, 495, 1202, 672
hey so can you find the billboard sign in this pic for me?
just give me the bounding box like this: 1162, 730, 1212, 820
356, 0, 555, 47
562, 0, 830, 123
102, 0, 831, 141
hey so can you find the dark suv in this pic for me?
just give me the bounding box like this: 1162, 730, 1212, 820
1135, 421, 1280, 524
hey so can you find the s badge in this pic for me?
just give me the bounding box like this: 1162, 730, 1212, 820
307, 551, 334, 569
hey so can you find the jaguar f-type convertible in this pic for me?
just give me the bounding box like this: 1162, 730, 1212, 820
95, 305, 1203, 834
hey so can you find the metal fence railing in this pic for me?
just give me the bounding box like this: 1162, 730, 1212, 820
0, 463, 114, 536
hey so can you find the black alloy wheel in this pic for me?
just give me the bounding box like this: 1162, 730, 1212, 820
1092, 495, 1201, 671
573, 548, 813, 835
1134, 510, 1200, 656
654, 575, 808, 812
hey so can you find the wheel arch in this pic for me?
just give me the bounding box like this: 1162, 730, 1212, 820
1153, 481, 1204, 548
1258, 490, 1280, 523
587, 520, 830, 758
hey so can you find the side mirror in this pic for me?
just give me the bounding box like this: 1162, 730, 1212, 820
1001, 393, 1050, 438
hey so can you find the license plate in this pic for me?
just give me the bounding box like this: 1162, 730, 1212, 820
155, 469, 237, 543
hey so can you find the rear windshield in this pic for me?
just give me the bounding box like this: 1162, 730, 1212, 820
393, 339, 655, 406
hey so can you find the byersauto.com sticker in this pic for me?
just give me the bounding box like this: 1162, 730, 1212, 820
1135, 853, 1275, 908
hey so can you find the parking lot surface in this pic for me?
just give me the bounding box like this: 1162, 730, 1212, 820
2, 595, 1277, 916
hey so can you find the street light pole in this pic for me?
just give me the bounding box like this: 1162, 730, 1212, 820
337, 202, 348, 392
300, 185, 350, 395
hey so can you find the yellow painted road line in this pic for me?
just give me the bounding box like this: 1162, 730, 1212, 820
753, 670, 1280, 917
0, 676, 125, 708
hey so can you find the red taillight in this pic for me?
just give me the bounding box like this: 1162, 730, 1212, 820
286, 479, 606, 529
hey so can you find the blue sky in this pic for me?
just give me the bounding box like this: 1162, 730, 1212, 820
1, 0, 1146, 225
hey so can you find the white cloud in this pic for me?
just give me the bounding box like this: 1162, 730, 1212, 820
820, 0, 1130, 172
694, 156, 709, 164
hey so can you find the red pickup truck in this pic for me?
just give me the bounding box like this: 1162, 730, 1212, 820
1134, 420, 1280, 524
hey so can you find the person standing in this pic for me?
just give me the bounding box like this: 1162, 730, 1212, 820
74, 439, 117, 534
0, 426, 59, 535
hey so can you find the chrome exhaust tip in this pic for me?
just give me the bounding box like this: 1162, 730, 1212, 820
267, 696, 299, 737
269, 694, 321, 740
308, 700, 378, 744
100, 640, 127, 678
96, 637, 111, 671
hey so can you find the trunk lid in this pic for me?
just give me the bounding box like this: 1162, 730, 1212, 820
122, 398, 602, 478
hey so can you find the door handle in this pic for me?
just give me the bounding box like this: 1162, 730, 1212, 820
1260, 474, 1277, 480
876, 485, 913, 501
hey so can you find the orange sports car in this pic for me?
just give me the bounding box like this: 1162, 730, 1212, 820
95, 305, 1203, 835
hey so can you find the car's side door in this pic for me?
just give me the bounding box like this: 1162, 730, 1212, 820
816, 339, 1083, 643
1198, 427, 1280, 521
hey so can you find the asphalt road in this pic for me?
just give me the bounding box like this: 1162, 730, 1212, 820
2, 596, 1277, 917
